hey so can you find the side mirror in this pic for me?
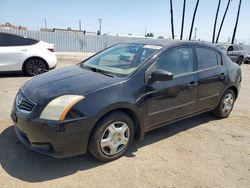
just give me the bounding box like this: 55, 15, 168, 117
149, 70, 174, 83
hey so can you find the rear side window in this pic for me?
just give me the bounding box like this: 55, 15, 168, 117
239, 46, 244, 50
0, 33, 38, 47
196, 48, 221, 70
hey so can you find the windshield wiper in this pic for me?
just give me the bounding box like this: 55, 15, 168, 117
81, 64, 116, 77
99, 71, 116, 77
81, 64, 94, 71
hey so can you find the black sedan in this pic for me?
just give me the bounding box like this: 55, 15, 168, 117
11, 40, 242, 161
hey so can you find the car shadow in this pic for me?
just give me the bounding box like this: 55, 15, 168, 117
0, 72, 28, 78
0, 113, 217, 182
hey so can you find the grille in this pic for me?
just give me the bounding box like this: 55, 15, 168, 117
16, 93, 36, 112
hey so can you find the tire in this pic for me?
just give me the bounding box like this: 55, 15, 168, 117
88, 112, 135, 162
244, 60, 249, 64
213, 89, 235, 118
24, 58, 47, 76
237, 56, 244, 65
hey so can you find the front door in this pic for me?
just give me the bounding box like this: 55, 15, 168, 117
146, 47, 198, 129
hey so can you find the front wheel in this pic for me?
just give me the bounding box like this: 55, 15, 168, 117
88, 112, 134, 161
24, 58, 47, 76
213, 89, 235, 118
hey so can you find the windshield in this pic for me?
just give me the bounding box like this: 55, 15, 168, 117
82, 43, 162, 77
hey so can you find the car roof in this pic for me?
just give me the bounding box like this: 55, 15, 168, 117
127, 39, 216, 49
0, 32, 39, 41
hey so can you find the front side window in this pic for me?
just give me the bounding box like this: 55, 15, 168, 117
196, 48, 220, 70
83, 43, 162, 76
0, 34, 38, 47
153, 47, 194, 76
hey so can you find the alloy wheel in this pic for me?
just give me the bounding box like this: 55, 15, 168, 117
26, 59, 46, 75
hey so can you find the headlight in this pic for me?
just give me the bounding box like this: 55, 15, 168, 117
40, 95, 84, 120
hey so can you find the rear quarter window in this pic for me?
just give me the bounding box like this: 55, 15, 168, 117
196, 47, 221, 70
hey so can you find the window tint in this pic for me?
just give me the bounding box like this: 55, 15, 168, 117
216, 52, 222, 65
153, 47, 194, 76
0, 33, 38, 47
196, 48, 220, 70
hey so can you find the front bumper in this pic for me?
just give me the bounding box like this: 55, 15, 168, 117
11, 106, 95, 158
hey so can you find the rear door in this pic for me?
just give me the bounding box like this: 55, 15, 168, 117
196, 47, 227, 110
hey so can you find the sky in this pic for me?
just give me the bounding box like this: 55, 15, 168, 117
0, 0, 249, 43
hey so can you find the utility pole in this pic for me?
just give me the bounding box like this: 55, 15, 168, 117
212, 0, 221, 43
79, 20, 82, 31
169, 0, 175, 39
216, 0, 232, 43
231, 0, 242, 44
145, 27, 147, 37
180, 0, 186, 40
44, 18, 47, 29
189, 0, 200, 41
194, 27, 197, 40
98, 18, 103, 35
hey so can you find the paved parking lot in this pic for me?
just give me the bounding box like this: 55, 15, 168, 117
0, 54, 250, 188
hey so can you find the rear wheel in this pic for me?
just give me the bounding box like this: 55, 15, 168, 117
24, 58, 47, 76
89, 112, 134, 161
213, 89, 235, 118
244, 60, 249, 64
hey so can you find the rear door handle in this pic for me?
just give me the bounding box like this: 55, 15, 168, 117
21, 49, 27, 51
188, 81, 198, 89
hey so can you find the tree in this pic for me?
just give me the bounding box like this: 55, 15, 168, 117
146, 33, 154, 37
97, 30, 100, 35
216, 0, 232, 43
212, 0, 221, 43
180, 0, 186, 40
189, 0, 200, 41
231, 0, 242, 44
169, 0, 175, 39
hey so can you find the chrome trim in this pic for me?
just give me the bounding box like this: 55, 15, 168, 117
198, 93, 220, 101
148, 101, 195, 116
16, 92, 37, 113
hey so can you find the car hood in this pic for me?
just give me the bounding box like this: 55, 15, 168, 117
22, 65, 120, 103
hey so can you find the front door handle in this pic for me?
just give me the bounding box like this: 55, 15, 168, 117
188, 81, 198, 89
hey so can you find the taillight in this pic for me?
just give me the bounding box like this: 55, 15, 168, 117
48, 48, 54, 52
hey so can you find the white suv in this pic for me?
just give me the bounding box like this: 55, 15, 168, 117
0, 32, 57, 76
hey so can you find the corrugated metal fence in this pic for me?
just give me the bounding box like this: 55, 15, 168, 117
0, 29, 144, 52
1, 29, 250, 54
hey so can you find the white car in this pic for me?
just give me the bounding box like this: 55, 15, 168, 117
0, 32, 57, 76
